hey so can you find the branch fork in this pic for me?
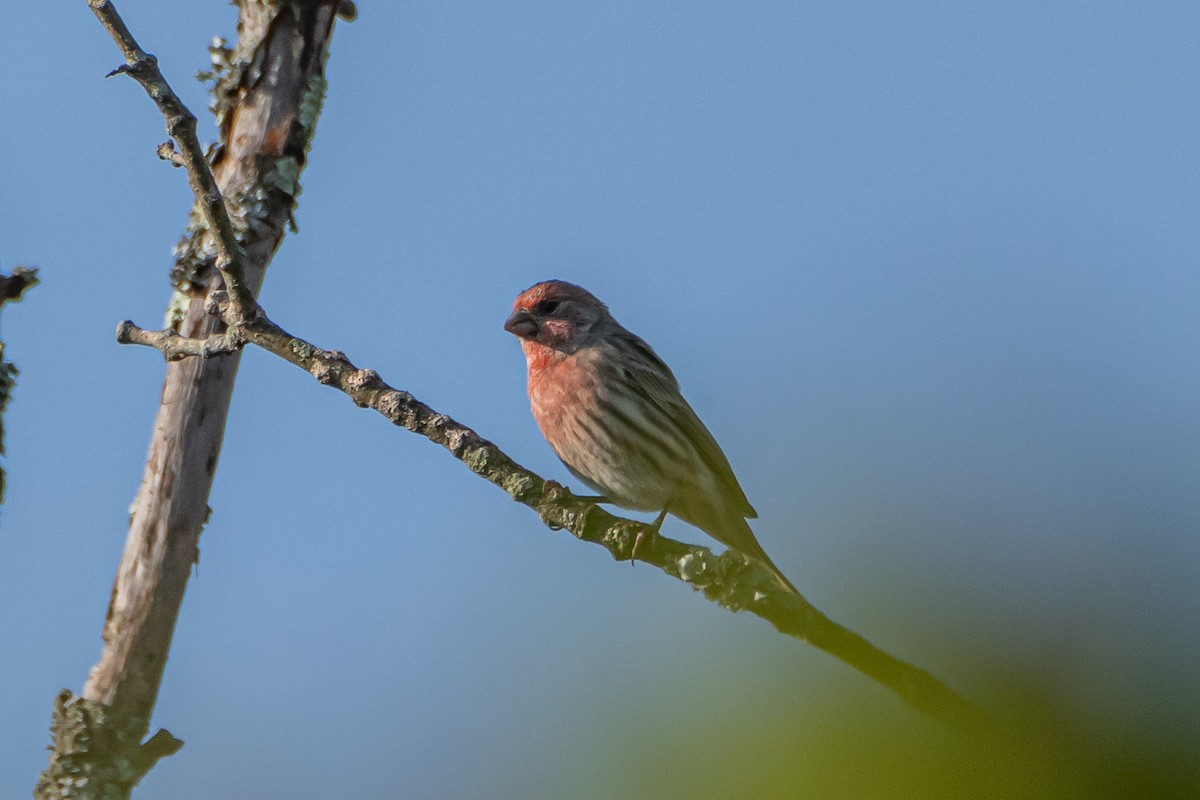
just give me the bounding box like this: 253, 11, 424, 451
155, 141, 186, 168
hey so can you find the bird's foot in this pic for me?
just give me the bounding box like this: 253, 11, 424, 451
631, 507, 669, 565
542, 479, 564, 495
543, 481, 607, 505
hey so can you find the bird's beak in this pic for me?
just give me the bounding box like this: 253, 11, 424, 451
504, 310, 538, 339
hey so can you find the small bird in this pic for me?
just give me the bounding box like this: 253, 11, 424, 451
504, 279, 798, 594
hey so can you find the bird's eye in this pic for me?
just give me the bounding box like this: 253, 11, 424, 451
535, 299, 560, 315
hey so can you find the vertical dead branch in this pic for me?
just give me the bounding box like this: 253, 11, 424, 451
35, 3, 350, 797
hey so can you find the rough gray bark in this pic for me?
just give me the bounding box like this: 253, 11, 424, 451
35, 3, 350, 798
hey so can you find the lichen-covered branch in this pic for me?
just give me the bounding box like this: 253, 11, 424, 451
0, 265, 38, 505
35, 690, 182, 800
118, 309, 985, 728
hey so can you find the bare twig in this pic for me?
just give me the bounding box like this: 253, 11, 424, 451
155, 141, 186, 168
115, 320, 244, 360
88, 0, 256, 321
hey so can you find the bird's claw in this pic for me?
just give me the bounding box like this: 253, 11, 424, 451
630, 507, 669, 566
543, 480, 609, 507
630, 527, 651, 565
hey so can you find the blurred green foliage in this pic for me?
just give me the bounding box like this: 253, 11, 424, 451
566, 680, 1198, 800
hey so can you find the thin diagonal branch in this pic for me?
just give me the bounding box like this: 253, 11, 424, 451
118, 311, 986, 728
87, 0, 256, 321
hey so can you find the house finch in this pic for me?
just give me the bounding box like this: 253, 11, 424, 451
505, 279, 797, 594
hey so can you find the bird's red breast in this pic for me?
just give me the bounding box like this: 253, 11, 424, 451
520, 338, 562, 374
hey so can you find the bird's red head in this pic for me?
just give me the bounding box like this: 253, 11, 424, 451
504, 280, 611, 356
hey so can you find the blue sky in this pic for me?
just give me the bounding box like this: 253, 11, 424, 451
2, 2, 1198, 797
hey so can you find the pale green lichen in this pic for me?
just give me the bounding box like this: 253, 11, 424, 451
229, 181, 273, 230
171, 14, 334, 290
678, 551, 711, 582
268, 157, 301, 196
162, 287, 192, 330
201, 35, 244, 131
298, 74, 327, 143
283, 73, 330, 202
171, 204, 216, 289
502, 472, 536, 500
197, 36, 233, 101
461, 447, 490, 475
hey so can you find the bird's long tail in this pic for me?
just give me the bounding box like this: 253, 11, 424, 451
755, 548, 801, 596
691, 509, 801, 596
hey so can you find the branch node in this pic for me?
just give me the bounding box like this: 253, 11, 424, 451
115, 320, 138, 344
106, 54, 156, 80
132, 729, 184, 778
156, 141, 186, 167
204, 289, 229, 317
346, 368, 382, 393
306, 354, 336, 384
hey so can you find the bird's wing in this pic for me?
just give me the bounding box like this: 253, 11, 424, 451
616, 334, 758, 519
